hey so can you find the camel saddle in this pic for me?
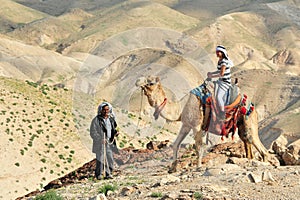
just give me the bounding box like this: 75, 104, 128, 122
191, 80, 245, 139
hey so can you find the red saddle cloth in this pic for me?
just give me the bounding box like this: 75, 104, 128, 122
205, 96, 240, 140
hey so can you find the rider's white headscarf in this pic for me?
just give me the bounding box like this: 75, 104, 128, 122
216, 45, 234, 66
98, 102, 115, 118
216, 45, 229, 59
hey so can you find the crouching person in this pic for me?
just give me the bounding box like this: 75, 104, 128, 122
90, 102, 119, 180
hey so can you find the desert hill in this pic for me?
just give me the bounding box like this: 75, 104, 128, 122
7, 1, 199, 54
0, 77, 93, 199
0, 0, 299, 199
0, 35, 80, 83
0, 0, 47, 33
14, 0, 125, 16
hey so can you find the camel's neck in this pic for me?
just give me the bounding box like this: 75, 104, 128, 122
146, 85, 185, 121
147, 84, 166, 107
159, 99, 183, 121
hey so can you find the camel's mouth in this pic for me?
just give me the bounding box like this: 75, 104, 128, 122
135, 77, 147, 87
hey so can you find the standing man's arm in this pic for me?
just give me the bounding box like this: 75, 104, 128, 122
90, 118, 101, 140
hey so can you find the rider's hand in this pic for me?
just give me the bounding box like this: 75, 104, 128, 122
206, 77, 212, 82
207, 72, 212, 78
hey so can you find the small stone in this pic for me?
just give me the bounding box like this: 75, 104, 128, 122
203, 167, 223, 176
248, 172, 262, 183
262, 171, 275, 182
120, 186, 135, 196
160, 174, 180, 185
89, 194, 107, 200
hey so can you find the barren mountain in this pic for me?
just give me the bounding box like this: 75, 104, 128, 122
0, 35, 81, 84
0, 0, 299, 199
0, 0, 47, 33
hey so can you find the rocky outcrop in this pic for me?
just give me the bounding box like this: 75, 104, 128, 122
282, 139, 300, 165
271, 49, 295, 65
272, 137, 300, 165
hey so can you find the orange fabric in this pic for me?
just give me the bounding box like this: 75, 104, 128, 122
205, 96, 240, 138
225, 94, 241, 111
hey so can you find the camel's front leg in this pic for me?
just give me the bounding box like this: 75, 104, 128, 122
194, 126, 204, 168
168, 125, 191, 173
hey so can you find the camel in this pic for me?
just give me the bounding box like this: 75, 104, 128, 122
135, 75, 272, 173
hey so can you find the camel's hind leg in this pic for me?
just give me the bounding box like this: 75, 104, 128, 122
168, 125, 191, 173
243, 141, 254, 159
252, 139, 268, 162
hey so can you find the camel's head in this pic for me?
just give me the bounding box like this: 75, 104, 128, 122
135, 76, 165, 107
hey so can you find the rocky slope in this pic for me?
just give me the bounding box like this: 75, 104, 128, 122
17, 141, 300, 200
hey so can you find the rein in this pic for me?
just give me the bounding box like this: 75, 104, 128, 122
153, 97, 167, 120
135, 88, 144, 135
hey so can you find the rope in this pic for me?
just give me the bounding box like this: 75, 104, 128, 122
128, 89, 144, 143
136, 88, 144, 133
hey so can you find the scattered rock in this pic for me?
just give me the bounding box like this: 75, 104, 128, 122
160, 174, 180, 185
89, 194, 107, 200
282, 140, 300, 165
271, 136, 288, 156
262, 170, 275, 182
120, 186, 135, 196
248, 172, 262, 183
17, 141, 300, 200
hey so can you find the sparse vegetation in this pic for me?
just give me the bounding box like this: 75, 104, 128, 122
98, 184, 118, 195
194, 192, 203, 200
150, 192, 163, 197
33, 189, 63, 200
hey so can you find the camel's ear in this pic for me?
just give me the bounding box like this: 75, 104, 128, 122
135, 77, 146, 87
155, 76, 160, 83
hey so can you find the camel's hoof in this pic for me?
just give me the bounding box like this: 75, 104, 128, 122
168, 160, 178, 173
168, 168, 176, 174
195, 167, 202, 172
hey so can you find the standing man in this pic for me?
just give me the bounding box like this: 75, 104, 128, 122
90, 102, 119, 180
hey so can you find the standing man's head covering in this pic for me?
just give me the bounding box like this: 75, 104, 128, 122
97, 102, 115, 118
216, 45, 229, 60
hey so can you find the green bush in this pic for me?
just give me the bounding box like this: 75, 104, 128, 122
150, 192, 163, 197
119, 142, 125, 148
98, 184, 117, 195
194, 192, 203, 200
33, 189, 63, 200
25, 80, 38, 88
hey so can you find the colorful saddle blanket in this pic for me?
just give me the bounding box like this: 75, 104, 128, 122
190, 84, 211, 104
